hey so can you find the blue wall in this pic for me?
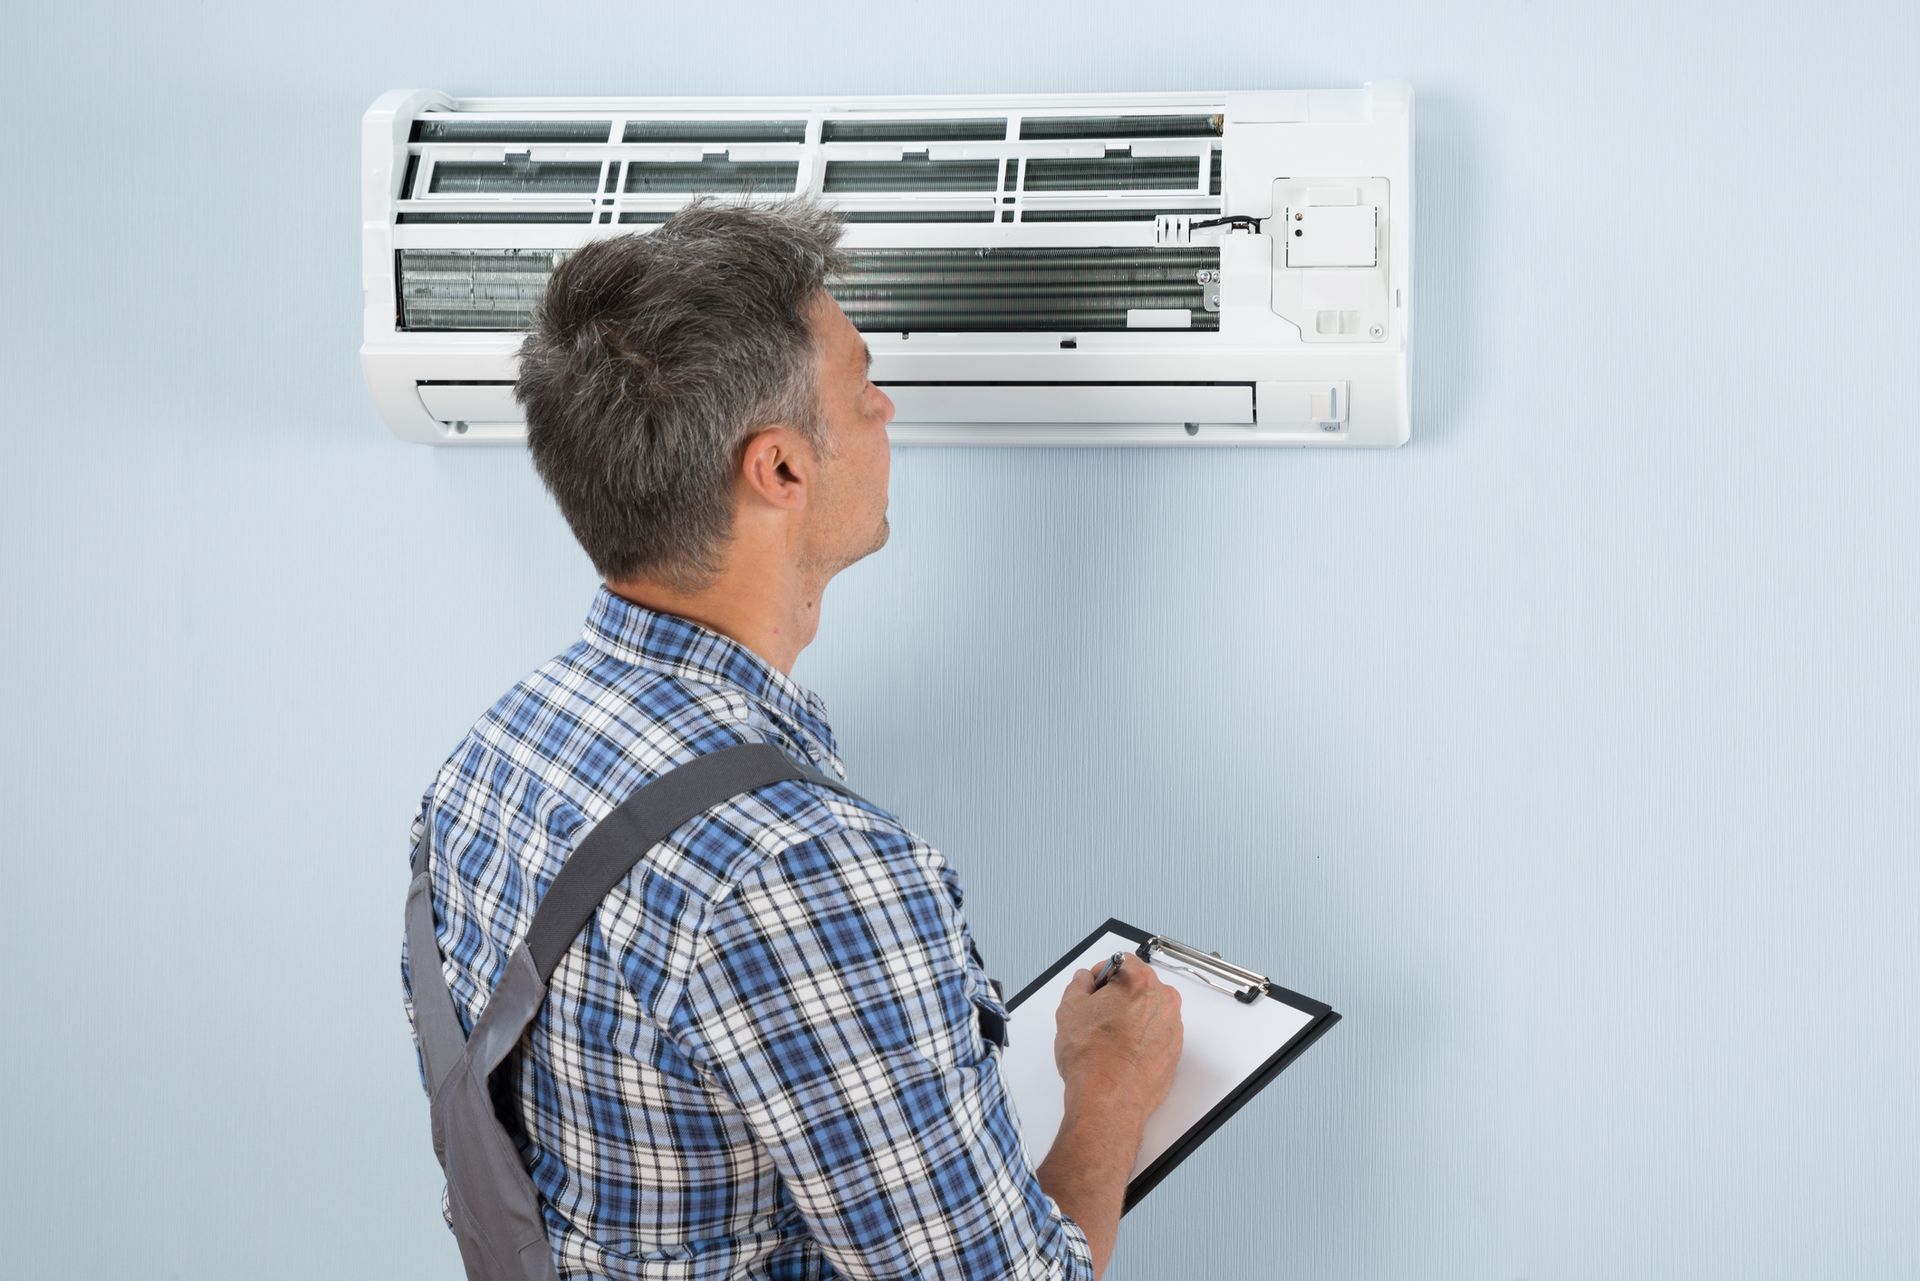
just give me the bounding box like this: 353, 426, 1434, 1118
4, 2, 1915, 1277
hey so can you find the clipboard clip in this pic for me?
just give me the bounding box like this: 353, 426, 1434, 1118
1135, 935, 1271, 1004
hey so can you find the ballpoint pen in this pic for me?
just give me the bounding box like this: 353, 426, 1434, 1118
1091, 952, 1126, 991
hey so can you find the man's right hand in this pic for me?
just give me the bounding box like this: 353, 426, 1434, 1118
1051, 956, 1184, 1120
1035, 957, 1185, 1277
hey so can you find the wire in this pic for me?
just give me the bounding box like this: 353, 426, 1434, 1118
1185, 213, 1264, 233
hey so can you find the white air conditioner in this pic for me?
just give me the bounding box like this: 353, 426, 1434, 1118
361, 84, 1413, 447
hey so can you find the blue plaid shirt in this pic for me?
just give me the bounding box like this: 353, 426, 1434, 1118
403, 587, 1094, 1280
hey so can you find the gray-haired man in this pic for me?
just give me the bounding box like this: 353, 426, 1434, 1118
404, 196, 1182, 1280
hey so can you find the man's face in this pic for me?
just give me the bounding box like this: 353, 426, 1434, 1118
802, 290, 895, 574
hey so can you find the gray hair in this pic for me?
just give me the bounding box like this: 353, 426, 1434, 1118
515, 196, 849, 593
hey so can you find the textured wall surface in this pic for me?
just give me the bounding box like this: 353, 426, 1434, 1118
3, 2, 1915, 1277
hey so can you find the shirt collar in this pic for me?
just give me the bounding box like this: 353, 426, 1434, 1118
581, 585, 841, 771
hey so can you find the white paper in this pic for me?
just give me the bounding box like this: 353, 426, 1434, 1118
997, 932, 1317, 1181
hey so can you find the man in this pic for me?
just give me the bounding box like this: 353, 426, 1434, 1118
403, 196, 1184, 1281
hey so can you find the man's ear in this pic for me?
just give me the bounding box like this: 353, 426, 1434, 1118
739, 425, 813, 511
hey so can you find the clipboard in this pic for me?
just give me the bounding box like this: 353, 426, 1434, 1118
999, 918, 1340, 1212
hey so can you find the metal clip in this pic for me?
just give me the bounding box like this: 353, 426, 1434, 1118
1135, 935, 1270, 1004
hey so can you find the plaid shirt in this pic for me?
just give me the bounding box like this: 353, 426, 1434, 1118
403, 587, 1094, 1281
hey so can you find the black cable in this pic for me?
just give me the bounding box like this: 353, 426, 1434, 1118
1184, 214, 1263, 232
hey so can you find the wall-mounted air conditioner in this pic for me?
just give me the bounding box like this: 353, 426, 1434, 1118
361, 84, 1413, 447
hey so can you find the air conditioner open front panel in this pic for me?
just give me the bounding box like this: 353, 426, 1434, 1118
361, 84, 1413, 447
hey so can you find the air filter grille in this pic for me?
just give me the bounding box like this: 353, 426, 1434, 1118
822, 118, 1008, 142
824, 159, 1000, 193
427, 160, 601, 194
622, 120, 805, 142
1020, 114, 1222, 140
413, 120, 612, 143
623, 160, 801, 194
1024, 155, 1205, 192
394, 104, 1226, 226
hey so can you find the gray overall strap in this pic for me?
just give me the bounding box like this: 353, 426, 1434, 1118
520, 745, 860, 981
405, 742, 867, 1281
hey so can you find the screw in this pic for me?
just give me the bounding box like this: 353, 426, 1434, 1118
1369, 324, 1384, 339
1210, 293, 1221, 307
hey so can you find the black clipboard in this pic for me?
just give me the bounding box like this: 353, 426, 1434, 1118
1003, 917, 1340, 1213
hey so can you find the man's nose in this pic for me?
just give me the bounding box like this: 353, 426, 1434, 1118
876, 385, 896, 425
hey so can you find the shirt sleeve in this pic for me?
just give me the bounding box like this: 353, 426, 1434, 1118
669, 821, 1095, 1281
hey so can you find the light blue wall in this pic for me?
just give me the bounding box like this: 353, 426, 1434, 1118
4, 1, 1915, 1276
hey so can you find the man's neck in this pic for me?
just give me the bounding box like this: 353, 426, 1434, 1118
607, 564, 825, 677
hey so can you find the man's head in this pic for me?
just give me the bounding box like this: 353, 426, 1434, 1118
515, 197, 894, 597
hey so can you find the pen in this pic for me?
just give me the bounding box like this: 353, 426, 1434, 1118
1091, 952, 1125, 991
